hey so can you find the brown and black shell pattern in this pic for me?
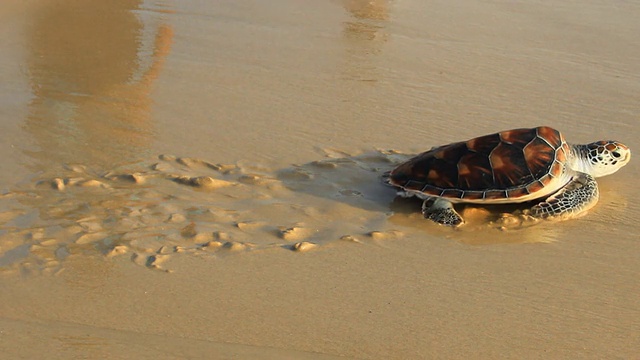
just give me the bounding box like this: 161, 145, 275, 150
389, 126, 571, 202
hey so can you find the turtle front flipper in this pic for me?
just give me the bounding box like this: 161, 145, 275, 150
422, 198, 463, 226
530, 173, 599, 220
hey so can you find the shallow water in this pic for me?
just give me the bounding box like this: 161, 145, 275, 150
1, 0, 640, 358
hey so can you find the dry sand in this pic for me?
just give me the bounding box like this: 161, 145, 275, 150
1, 0, 639, 358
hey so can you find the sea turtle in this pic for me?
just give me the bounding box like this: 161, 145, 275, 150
385, 126, 630, 226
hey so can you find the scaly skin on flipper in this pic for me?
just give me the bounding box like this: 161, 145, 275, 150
530, 173, 599, 220
421, 198, 463, 226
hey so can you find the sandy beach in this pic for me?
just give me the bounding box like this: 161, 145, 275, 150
1, 0, 639, 358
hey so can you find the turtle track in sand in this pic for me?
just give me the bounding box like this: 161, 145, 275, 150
0, 150, 411, 274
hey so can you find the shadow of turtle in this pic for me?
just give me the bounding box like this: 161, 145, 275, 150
274, 149, 409, 214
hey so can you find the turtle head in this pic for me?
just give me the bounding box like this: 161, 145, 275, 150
581, 141, 631, 177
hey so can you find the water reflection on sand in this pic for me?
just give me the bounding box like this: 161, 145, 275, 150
24, 0, 173, 170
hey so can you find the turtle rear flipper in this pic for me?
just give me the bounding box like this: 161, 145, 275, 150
530, 173, 599, 220
422, 198, 464, 226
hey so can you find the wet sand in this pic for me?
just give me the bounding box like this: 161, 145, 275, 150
1, 0, 640, 358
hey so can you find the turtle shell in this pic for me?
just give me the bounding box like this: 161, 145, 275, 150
388, 126, 571, 203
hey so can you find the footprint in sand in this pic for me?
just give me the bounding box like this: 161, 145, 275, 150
367, 230, 405, 241
278, 225, 314, 241
290, 241, 317, 252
